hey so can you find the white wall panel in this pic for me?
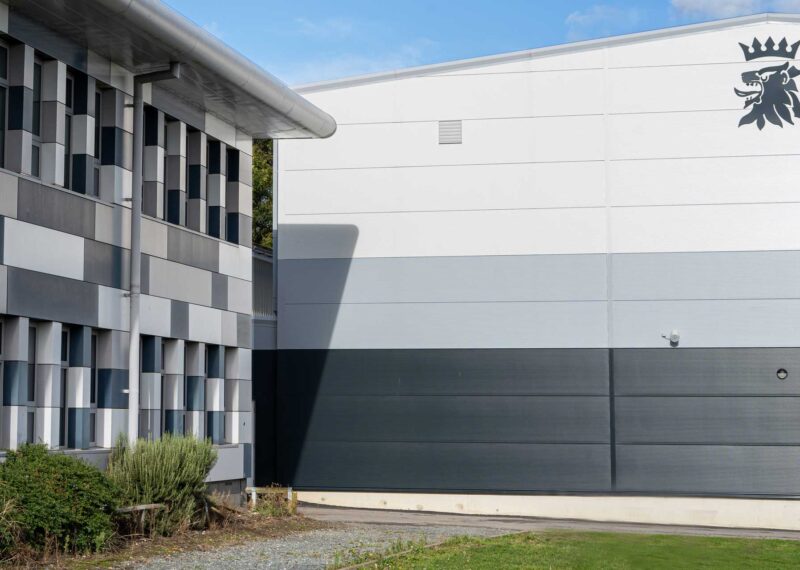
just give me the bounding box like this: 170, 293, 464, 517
227, 277, 252, 315
3, 218, 84, 280
140, 294, 171, 338
188, 303, 222, 345
611, 203, 800, 254
219, 243, 252, 281
608, 155, 800, 207
280, 116, 605, 171
97, 285, 129, 331
281, 160, 606, 216
608, 110, 800, 161
279, 208, 607, 260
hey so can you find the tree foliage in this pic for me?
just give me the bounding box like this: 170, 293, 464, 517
252, 139, 273, 249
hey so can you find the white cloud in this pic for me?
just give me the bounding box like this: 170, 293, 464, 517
265, 38, 438, 86
293, 17, 355, 40
565, 5, 645, 41
671, 0, 800, 18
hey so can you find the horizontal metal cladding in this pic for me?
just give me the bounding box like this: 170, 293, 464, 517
167, 226, 219, 273
279, 254, 607, 304
277, 349, 610, 396
615, 445, 800, 495
280, 441, 612, 492
273, 348, 611, 492
84, 239, 130, 290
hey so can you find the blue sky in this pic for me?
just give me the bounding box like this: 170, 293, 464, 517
164, 0, 800, 85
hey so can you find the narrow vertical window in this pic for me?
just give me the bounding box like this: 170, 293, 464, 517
93, 90, 102, 197
31, 60, 42, 177
0, 44, 8, 169
64, 73, 74, 189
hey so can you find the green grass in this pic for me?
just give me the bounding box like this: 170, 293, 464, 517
369, 531, 800, 569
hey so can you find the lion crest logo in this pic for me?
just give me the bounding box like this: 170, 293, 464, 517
736, 37, 800, 129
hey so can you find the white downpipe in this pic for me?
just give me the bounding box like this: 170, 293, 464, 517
127, 79, 144, 447
127, 64, 181, 447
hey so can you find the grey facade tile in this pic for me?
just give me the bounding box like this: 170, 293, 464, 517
97, 369, 128, 409
17, 178, 95, 239
211, 272, 227, 310
167, 225, 219, 273
237, 313, 252, 349
84, 239, 130, 290
7, 267, 98, 327
170, 300, 189, 340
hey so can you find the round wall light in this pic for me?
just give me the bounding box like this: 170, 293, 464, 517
777, 368, 789, 380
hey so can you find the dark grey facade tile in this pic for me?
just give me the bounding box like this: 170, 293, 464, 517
207, 345, 224, 378
164, 410, 185, 435
141, 254, 150, 295
97, 369, 128, 409
614, 348, 800, 395
206, 411, 225, 444
226, 213, 252, 247
2, 361, 27, 405
170, 300, 188, 340
615, 444, 800, 495
69, 326, 92, 367
67, 408, 90, 449
141, 335, 162, 373
167, 225, 219, 273
7, 267, 98, 327
84, 239, 130, 290
17, 178, 95, 239
211, 272, 227, 310
186, 376, 205, 411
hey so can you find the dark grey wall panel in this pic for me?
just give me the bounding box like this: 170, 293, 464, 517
290, 395, 609, 444
17, 179, 95, 239
616, 445, 800, 495
167, 226, 218, 273
283, 441, 611, 492
278, 349, 609, 397
280, 253, 607, 304
212, 272, 227, 310
7, 267, 98, 326
614, 348, 800, 395
613, 251, 800, 301
616, 396, 800, 444
171, 300, 189, 340
84, 239, 130, 290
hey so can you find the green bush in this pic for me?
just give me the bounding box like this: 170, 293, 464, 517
107, 434, 217, 536
0, 444, 119, 556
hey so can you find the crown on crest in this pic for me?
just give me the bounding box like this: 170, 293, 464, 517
739, 37, 800, 61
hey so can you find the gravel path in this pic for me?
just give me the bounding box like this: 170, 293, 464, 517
134, 523, 503, 569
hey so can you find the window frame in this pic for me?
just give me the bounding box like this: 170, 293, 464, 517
0, 41, 9, 170
63, 70, 74, 189
30, 56, 43, 178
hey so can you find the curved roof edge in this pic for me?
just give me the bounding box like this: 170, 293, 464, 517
296, 12, 797, 94
99, 0, 336, 138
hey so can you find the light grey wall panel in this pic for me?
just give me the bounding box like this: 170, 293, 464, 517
613, 251, 800, 301
7, 267, 98, 326
616, 397, 800, 444
284, 441, 611, 492
612, 299, 800, 348
17, 178, 94, 239
614, 348, 800, 395
616, 445, 800, 495
280, 254, 607, 304
280, 301, 608, 349
294, 395, 609, 443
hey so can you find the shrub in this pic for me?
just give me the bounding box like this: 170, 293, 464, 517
107, 434, 217, 536
0, 444, 120, 556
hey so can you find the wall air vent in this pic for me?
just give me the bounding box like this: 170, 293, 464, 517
438, 120, 462, 144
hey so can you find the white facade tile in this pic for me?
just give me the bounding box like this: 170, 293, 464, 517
3, 218, 84, 280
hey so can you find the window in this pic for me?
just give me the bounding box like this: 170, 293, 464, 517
27, 326, 36, 444
0, 44, 8, 169
93, 90, 102, 197
59, 330, 69, 448
31, 60, 42, 178
64, 73, 74, 189
89, 332, 97, 447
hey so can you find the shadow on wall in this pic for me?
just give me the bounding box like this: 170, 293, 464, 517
253, 224, 358, 486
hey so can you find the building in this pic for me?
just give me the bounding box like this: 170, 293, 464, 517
260, 13, 800, 523
0, 0, 334, 488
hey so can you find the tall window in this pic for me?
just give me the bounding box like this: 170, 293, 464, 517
89, 332, 97, 447
0, 44, 8, 169
64, 72, 74, 189
59, 329, 69, 448
26, 326, 36, 444
93, 90, 102, 196
31, 59, 42, 178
